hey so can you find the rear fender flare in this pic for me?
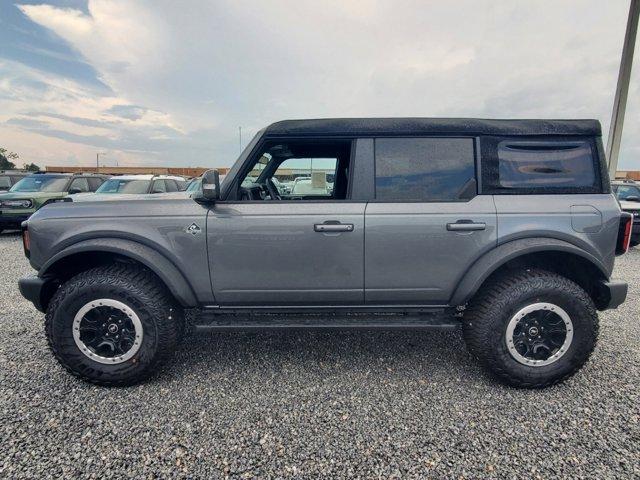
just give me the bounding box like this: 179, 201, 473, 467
449, 237, 609, 306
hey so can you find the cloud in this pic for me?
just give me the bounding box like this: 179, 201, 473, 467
105, 105, 148, 121
5, 0, 640, 170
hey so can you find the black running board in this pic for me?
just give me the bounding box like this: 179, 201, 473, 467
189, 310, 461, 331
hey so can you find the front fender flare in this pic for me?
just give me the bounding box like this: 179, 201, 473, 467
40, 238, 198, 307
449, 237, 609, 306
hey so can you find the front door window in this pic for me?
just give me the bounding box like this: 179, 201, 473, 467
234, 140, 351, 201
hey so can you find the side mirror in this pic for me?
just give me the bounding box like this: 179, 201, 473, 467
198, 169, 220, 202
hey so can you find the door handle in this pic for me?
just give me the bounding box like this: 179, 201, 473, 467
446, 220, 486, 231
314, 223, 354, 233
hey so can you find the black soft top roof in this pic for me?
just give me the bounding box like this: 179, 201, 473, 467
265, 118, 601, 137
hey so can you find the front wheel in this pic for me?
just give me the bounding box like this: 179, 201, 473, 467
463, 269, 599, 388
45, 264, 182, 386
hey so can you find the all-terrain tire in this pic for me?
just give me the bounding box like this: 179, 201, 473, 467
463, 268, 599, 388
45, 264, 183, 386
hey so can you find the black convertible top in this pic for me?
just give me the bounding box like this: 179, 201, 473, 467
265, 118, 601, 137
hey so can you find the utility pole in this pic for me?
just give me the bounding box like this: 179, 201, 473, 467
607, 0, 640, 178
96, 152, 107, 172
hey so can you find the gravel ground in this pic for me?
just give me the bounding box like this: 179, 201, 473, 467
0, 231, 639, 479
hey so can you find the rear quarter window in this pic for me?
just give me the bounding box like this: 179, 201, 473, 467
480, 137, 602, 194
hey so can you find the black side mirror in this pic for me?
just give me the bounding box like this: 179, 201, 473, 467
197, 170, 220, 202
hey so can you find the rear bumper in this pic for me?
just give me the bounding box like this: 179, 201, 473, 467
18, 275, 50, 312
0, 214, 30, 229
598, 280, 628, 310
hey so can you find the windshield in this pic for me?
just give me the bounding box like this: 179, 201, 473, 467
615, 184, 640, 200
10, 176, 69, 193
96, 179, 151, 194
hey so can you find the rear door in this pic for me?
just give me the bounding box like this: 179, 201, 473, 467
364, 137, 497, 305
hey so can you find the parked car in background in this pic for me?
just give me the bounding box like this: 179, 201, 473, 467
271, 177, 290, 194
612, 179, 640, 246
176, 178, 190, 191
0, 170, 29, 192
290, 177, 325, 195
0, 172, 106, 232
185, 175, 226, 197
69, 175, 189, 202
185, 177, 201, 192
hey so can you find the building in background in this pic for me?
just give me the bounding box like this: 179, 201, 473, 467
45, 166, 230, 177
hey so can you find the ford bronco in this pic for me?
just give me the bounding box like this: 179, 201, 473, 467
18, 118, 631, 388
0, 172, 106, 232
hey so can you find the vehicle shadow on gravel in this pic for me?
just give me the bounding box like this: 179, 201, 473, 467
163, 328, 484, 386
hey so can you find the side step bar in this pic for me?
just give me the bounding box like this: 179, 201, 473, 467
187, 310, 462, 331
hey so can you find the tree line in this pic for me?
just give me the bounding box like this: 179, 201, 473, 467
0, 147, 40, 172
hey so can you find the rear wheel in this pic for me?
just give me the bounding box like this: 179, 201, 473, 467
463, 269, 598, 388
45, 264, 182, 386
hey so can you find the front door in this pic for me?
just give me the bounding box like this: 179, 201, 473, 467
207, 138, 365, 306
208, 203, 364, 305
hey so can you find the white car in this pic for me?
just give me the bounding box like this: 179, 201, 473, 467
290, 175, 332, 196
70, 174, 189, 202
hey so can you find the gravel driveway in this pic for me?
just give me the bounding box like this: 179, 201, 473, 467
1, 231, 638, 479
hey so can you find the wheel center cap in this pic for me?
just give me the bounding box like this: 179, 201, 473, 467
108, 323, 119, 334
528, 326, 539, 336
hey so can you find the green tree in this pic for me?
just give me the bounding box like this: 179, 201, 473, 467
0, 147, 19, 170
23, 162, 40, 172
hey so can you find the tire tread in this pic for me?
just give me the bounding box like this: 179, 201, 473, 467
463, 268, 599, 388
45, 264, 182, 387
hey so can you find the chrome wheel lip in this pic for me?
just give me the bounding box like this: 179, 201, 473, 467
505, 302, 573, 367
72, 299, 143, 365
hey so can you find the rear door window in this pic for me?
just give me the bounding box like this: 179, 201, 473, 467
165, 180, 179, 192
88, 177, 104, 191
374, 138, 476, 201
69, 177, 90, 193
151, 180, 167, 193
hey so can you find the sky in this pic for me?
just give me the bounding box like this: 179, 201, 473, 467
0, 0, 639, 170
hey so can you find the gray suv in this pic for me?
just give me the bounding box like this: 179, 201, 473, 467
18, 118, 631, 388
